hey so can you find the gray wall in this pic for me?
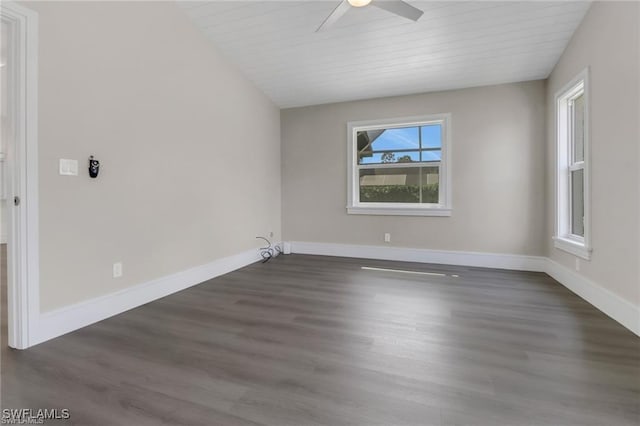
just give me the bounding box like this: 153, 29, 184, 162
282, 81, 546, 256
29, 1, 282, 312
545, 1, 639, 306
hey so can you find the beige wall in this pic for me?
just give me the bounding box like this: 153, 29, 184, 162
28, 1, 281, 312
22, 1, 637, 316
546, 2, 640, 306
282, 81, 546, 256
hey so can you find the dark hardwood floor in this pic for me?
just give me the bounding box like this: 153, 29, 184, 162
2, 253, 639, 425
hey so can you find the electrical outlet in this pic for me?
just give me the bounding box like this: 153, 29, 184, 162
113, 262, 123, 278
269, 231, 274, 238
384, 233, 391, 243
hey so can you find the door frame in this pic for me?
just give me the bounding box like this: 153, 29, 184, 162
1, 1, 39, 349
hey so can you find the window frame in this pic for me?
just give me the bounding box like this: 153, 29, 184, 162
347, 114, 452, 217
554, 68, 591, 259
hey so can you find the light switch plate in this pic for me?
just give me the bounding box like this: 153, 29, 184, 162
59, 159, 78, 176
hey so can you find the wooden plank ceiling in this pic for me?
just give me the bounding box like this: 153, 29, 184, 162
179, 1, 591, 108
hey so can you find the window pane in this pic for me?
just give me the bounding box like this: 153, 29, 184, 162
371, 127, 419, 151
359, 167, 440, 204
572, 94, 584, 162
421, 167, 440, 203
360, 167, 420, 203
421, 125, 442, 149
571, 169, 584, 236
421, 150, 441, 162
359, 151, 420, 165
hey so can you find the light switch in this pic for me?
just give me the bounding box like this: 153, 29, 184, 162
59, 159, 78, 176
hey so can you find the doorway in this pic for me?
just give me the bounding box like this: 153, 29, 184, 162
1, 2, 39, 350
2, 15, 9, 345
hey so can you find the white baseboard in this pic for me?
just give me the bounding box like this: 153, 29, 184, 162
34, 248, 262, 346
289, 241, 546, 272
31, 241, 639, 347
545, 259, 640, 336
288, 241, 639, 336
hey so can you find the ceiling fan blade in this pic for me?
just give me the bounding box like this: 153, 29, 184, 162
316, 0, 352, 32
372, 0, 424, 21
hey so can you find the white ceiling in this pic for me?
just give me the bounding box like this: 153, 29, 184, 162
179, 1, 591, 108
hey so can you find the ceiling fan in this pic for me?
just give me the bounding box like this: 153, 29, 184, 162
317, 0, 424, 32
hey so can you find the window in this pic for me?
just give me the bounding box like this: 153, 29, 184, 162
347, 114, 451, 216
554, 69, 591, 259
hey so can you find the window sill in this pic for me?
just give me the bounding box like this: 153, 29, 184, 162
347, 206, 452, 217
553, 237, 591, 260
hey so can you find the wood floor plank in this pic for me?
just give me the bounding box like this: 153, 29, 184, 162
2, 252, 639, 425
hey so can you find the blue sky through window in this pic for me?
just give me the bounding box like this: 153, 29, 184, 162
421, 125, 441, 148
369, 125, 441, 151
422, 150, 442, 161
359, 124, 442, 164
371, 127, 419, 150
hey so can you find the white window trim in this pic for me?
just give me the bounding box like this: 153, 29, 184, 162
554, 68, 591, 260
346, 114, 452, 217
